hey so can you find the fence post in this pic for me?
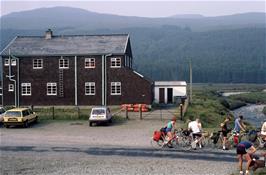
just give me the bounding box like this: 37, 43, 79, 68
125, 107, 129, 119
160, 107, 162, 121
52, 106, 55, 120
139, 104, 142, 120
30, 105, 34, 111
76, 106, 80, 119
180, 104, 183, 121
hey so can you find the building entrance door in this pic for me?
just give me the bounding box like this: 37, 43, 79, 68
159, 88, 165, 103
167, 88, 173, 103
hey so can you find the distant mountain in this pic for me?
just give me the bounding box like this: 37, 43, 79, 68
0, 7, 266, 83
1, 7, 265, 31
170, 14, 205, 19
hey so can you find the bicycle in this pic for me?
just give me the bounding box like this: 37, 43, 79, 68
178, 130, 209, 150
225, 130, 248, 149
252, 131, 266, 149
150, 129, 180, 149
151, 128, 194, 150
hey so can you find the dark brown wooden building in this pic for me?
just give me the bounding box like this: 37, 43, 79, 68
1, 30, 153, 106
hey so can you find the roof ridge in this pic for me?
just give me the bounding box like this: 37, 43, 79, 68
17, 33, 129, 38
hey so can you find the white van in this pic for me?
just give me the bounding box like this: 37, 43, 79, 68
89, 106, 112, 126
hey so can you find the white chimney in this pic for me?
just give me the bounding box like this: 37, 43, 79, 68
45, 29, 53, 39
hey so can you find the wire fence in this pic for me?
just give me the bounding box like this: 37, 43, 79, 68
6, 100, 188, 121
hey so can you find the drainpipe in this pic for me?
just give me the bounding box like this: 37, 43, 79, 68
16, 57, 19, 107
6, 49, 17, 107
11, 54, 20, 107
104, 54, 112, 106
102, 55, 104, 106
74, 56, 77, 106
1, 55, 3, 106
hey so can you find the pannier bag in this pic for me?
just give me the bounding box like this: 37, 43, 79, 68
182, 130, 191, 137
153, 131, 162, 141
251, 160, 265, 171
233, 135, 239, 145
248, 130, 258, 142
210, 132, 220, 144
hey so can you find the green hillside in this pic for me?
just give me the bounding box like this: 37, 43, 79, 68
1, 7, 265, 83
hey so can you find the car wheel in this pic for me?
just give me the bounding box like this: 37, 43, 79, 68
35, 116, 38, 123
5, 124, 9, 128
24, 121, 29, 128
89, 122, 93, 127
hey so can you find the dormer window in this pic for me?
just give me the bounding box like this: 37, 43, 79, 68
111, 57, 121, 68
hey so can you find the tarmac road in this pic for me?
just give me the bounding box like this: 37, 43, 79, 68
0, 120, 238, 175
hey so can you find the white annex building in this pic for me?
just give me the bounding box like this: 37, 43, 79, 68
154, 81, 187, 104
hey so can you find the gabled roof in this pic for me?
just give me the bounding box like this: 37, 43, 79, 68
1, 34, 129, 56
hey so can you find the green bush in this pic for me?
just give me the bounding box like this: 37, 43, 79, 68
229, 92, 266, 104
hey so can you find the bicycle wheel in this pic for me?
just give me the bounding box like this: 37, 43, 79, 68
179, 136, 192, 151
150, 138, 164, 149
201, 137, 212, 148
171, 138, 181, 149
227, 134, 236, 150
216, 137, 224, 149
253, 137, 264, 149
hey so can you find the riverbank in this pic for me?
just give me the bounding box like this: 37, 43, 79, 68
231, 104, 266, 128
228, 91, 266, 104
184, 86, 229, 128
185, 84, 266, 129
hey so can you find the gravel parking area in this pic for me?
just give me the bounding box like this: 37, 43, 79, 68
0, 120, 239, 175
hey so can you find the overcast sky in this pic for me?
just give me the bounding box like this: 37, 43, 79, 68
1, 0, 265, 17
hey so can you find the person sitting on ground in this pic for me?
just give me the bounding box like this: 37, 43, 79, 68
164, 117, 177, 145
220, 116, 231, 150
188, 118, 203, 148
236, 140, 257, 175
260, 121, 266, 141
234, 115, 246, 134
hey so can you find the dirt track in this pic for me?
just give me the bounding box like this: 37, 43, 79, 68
0, 120, 239, 175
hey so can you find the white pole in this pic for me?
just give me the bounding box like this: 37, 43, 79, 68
74, 56, 78, 106
17, 58, 19, 107
102, 55, 104, 106
189, 59, 192, 104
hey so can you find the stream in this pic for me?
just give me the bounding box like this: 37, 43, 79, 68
231, 104, 266, 128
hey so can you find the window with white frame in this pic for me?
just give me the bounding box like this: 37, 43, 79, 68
11, 59, 16, 66
85, 82, 95, 95
47, 83, 57, 95
4, 59, 16, 66
110, 57, 121, 68
85, 58, 95, 68
21, 83, 31, 96
33, 59, 43, 69
8, 84, 14, 92
4, 59, 9, 66
59, 58, 69, 69
111, 82, 121, 95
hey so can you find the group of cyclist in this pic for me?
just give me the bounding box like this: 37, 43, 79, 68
162, 116, 203, 149
161, 115, 266, 175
